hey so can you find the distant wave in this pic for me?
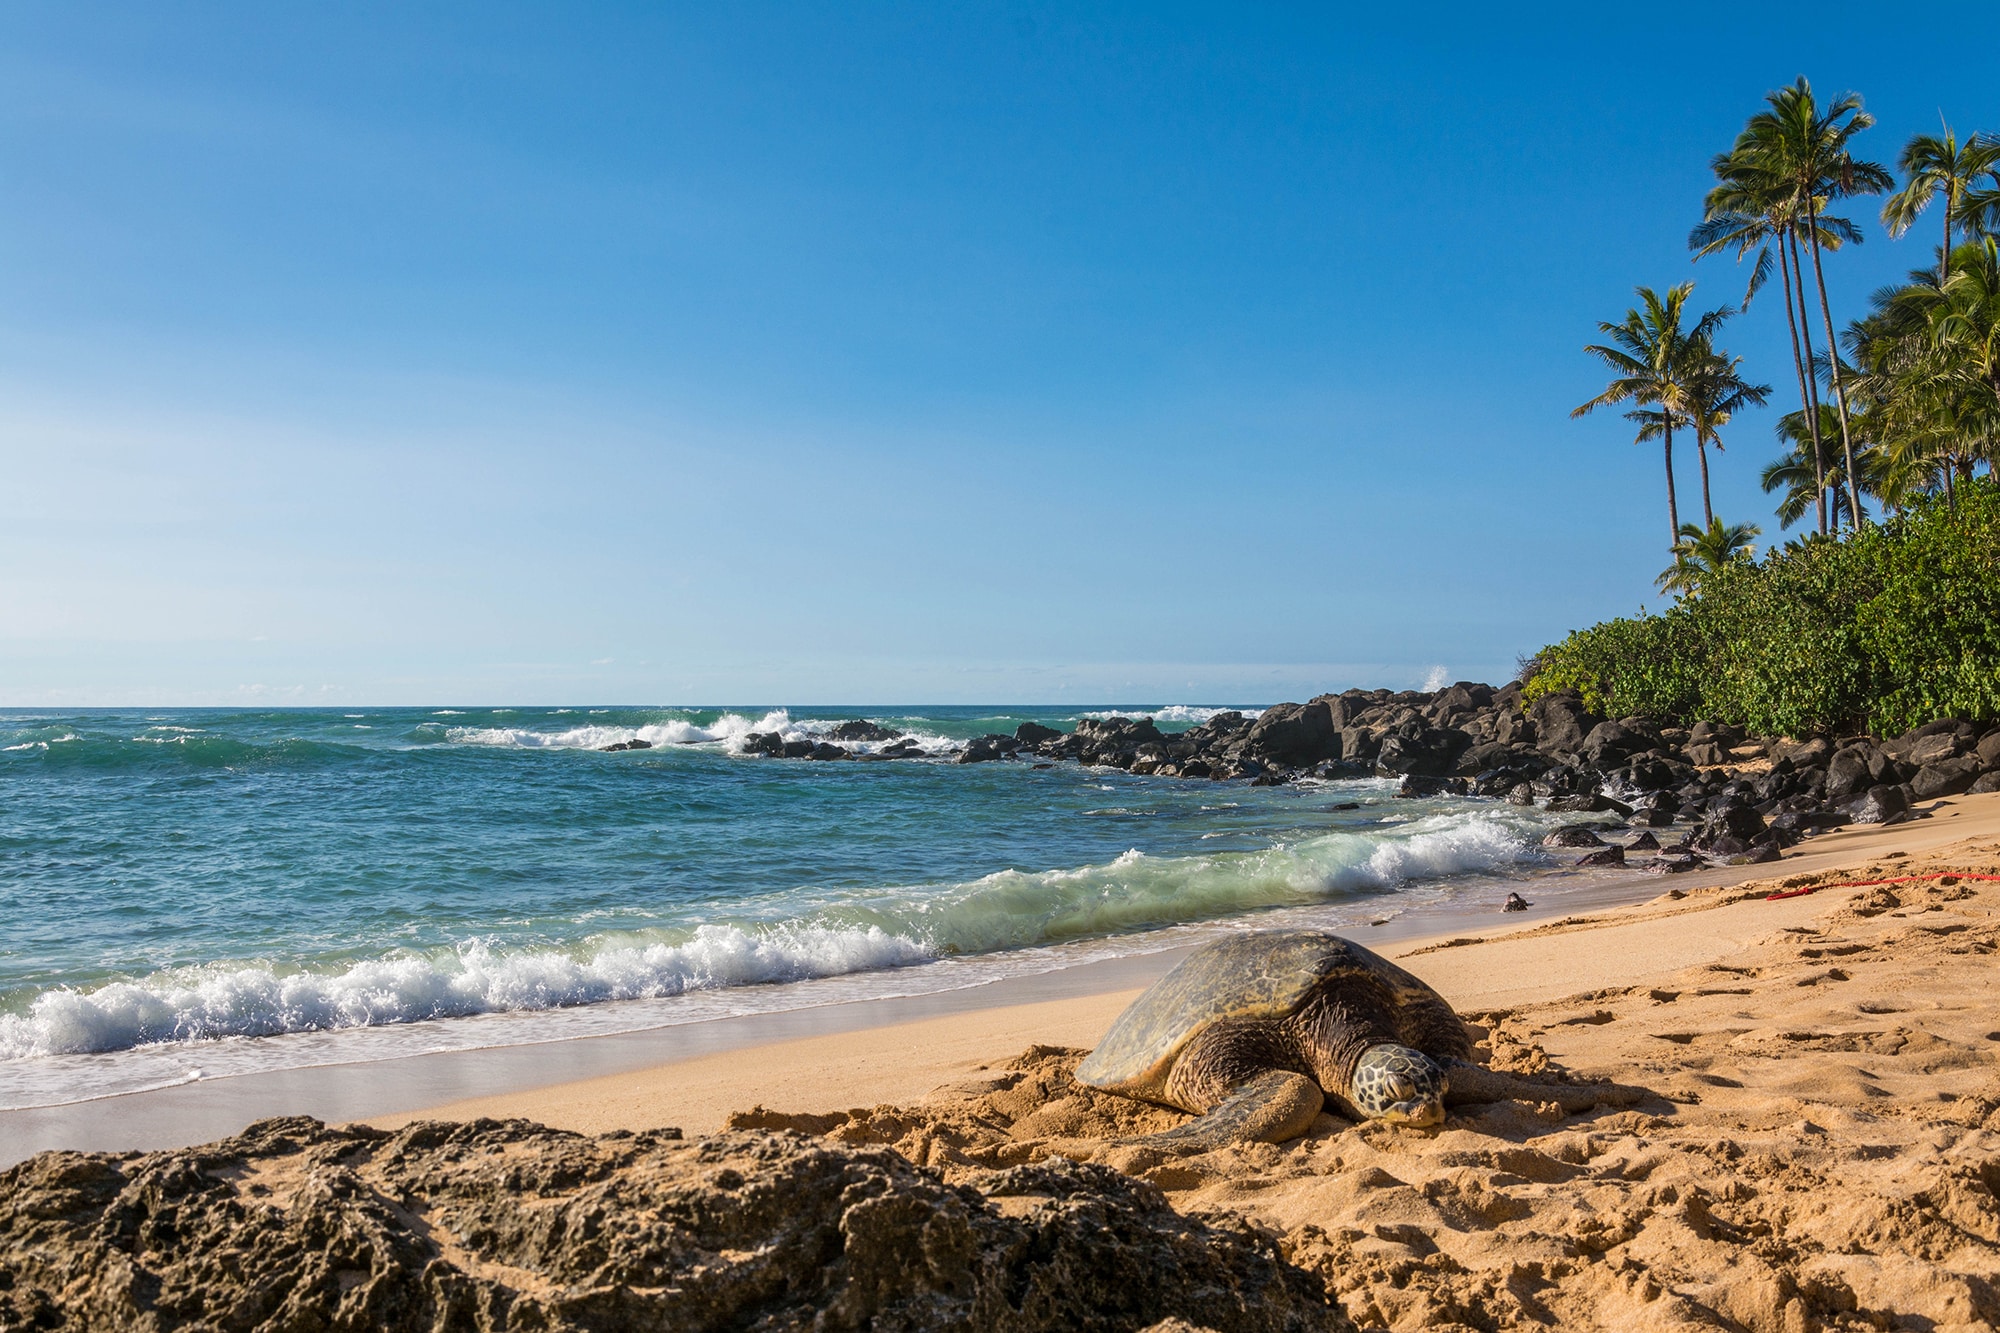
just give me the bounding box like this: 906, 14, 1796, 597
1078, 705, 1265, 726
0, 805, 1548, 1060
444, 710, 963, 756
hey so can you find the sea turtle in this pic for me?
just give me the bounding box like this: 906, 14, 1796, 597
1075, 929, 1611, 1149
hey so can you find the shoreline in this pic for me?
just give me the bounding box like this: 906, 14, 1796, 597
8, 790, 1994, 1167
360, 791, 2000, 1141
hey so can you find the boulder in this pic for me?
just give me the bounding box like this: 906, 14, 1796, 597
1528, 691, 1601, 756
1492, 708, 1536, 746
600, 738, 654, 752
1575, 845, 1625, 867
1579, 721, 1649, 769
1905, 732, 1967, 767
1687, 720, 1745, 749
1470, 768, 1533, 797
1074, 716, 1165, 750
1971, 770, 2000, 794
1626, 830, 1661, 851
1699, 802, 1766, 843
1241, 701, 1339, 766
1911, 755, 1984, 800
1978, 729, 2000, 770
825, 719, 902, 743
1015, 721, 1063, 746
742, 732, 786, 757
1825, 744, 1883, 799
1396, 774, 1469, 798
1542, 825, 1607, 848
957, 734, 1020, 764
1454, 740, 1536, 776
1684, 741, 1733, 767
1844, 783, 1911, 825
1374, 726, 1470, 776
1771, 737, 1833, 768
0, 1118, 1351, 1333
1336, 726, 1381, 766
1546, 792, 1633, 816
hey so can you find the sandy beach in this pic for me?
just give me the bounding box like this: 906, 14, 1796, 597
351, 790, 2000, 1331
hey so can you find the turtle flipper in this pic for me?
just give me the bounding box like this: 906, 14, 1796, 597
1127, 1070, 1324, 1152
1442, 1059, 1645, 1114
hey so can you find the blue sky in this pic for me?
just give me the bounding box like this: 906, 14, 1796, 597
5, 3, 1997, 705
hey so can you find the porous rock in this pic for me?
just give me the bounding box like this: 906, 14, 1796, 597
0, 1117, 1351, 1333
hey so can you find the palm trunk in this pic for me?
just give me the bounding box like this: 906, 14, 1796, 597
1805, 192, 1867, 528
1785, 233, 1830, 534
1942, 191, 1953, 286
1696, 438, 1713, 527
1664, 421, 1680, 548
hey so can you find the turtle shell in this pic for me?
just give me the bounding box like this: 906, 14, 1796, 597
1074, 930, 1454, 1095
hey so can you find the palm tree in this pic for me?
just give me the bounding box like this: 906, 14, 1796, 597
1731, 77, 1892, 527
1656, 518, 1761, 594
1682, 345, 1772, 527
1694, 148, 1853, 534
1881, 125, 2000, 284
1572, 284, 1731, 547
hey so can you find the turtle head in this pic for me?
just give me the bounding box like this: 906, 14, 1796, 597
1350, 1045, 1445, 1127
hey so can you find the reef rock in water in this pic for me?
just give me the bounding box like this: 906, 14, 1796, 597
0, 1116, 1349, 1333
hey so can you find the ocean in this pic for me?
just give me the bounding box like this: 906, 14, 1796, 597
1, 705, 1607, 1109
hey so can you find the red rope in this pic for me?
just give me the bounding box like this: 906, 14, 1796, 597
1764, 871, 2000, 902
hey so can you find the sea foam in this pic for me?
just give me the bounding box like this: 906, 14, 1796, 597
444, 710, 961, 756
0, 924, 931, 1060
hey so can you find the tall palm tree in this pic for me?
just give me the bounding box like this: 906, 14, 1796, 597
1682, 345, 1771, 527
1656, 518, 1761, 595
1572, 284, 1731, 546
1694, 149, 1852, 534
1881, 125, 2000, 284
1731, 77, 1892, 527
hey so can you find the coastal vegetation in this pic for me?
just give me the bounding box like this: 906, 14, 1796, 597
1551, 77, 2000, 736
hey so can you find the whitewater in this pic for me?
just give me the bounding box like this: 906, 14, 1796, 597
0, 705, 1613, 1107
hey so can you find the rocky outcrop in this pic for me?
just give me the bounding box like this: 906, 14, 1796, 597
727, 699, 2000, 875
0, 1117, 1350, 1333
826, 719, 904, 743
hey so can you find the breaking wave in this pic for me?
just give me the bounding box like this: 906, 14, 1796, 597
0, 925, 931, 1060
443, 710, 962, 756
1078, 705, 1265, 726
0, 805, 1549, 1061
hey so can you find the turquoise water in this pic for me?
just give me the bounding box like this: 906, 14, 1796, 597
1, 705, 1580, 1106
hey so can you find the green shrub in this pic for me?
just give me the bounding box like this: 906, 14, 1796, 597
1526, 481, 2000, 736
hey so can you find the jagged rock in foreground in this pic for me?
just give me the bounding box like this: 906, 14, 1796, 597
0, 1117, 1349, 1333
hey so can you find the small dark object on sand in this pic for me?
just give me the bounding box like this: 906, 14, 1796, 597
1503, 892, 1530, 912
